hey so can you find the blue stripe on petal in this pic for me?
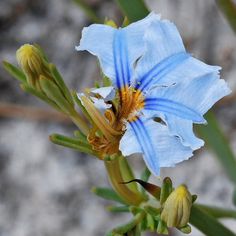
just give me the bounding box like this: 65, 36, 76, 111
142, 72, 230, 149
119, 118, 194, 173
136, 52, 190, 91
113, 30, 131, 88
134, 19, 187, 91
144, 97, 205, 123
130, 118, 160, 176
146, 72, 231, 116
77, 13, 160, 89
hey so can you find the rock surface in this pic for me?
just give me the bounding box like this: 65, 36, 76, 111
0, 0, 235, 235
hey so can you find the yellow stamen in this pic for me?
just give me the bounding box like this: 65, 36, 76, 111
85, 87, 145, 157
118, 86, 145, 122
80, 96, 121, 140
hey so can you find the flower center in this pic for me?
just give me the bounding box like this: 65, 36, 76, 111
86, 87, 145, 158
118, 86, 145, 123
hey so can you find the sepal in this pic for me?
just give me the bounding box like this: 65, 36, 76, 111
91, 187, 126, 204
49, 133, 95, 155
2, 61, 27, 83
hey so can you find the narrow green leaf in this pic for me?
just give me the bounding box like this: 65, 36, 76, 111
233, 187, 236, 206
74, 130, 88, 142
73, 0, 101, 23
49, 64, 74, 106
146, 214, 155, 231
20, 84, 61, 111
143, 205, 161, 217
39, 76, 74, 114
190, 205, 236, 236
197, 112, 236, 184
140, 214, 148, 231
156, 220, 168, 235
196, 204, 236, 219
50, 133, 94, 155
91, 187, 126, 204
160, 177, 173, 205
116, 0, 149, 23
2, 61, 27, 83
216, 0, 236, 33
112, 211, 146, 234
129, 206, 143, 215
107, 205, 130, 213
131, 224, 141, 236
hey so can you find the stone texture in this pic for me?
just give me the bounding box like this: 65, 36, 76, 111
0, 0, 235, 235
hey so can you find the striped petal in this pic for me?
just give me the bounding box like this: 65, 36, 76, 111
143, 72, 231, 148
144, 97, 205, 123
146, 72, 231, 116
76, 13, 159, 89
134, 19, 219, 92
119, 118, 193, 176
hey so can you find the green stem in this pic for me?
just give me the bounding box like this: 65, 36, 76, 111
196, 204, 236, 219
190, 205, 236, 236
216, 0, 236, 32
112, 211, 146, 234
73, 0, 101, 23
104, 155, 145, 206
70, 110, 90, 135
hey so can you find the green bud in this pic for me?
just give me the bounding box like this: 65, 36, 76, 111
16, 44, 53, 88
161, 185, 192, 228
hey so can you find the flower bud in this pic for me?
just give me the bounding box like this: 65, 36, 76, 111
161, 185, 192, 228
16, 44, 53, 87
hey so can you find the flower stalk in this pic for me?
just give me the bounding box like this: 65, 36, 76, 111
104, 155, 145, 206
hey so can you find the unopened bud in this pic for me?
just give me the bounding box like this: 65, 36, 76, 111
16, 44, 52, 87
161, 185, 192, 228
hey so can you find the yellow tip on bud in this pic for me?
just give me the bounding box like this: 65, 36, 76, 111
16, 44, 52, 87
104, 19, 117, 28
161, 185, 192, 228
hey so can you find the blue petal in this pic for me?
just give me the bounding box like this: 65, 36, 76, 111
146, 72, 231, 116
76, 13, 159, 88
134, 19, 220, 92
144, 97, 205, 123
143, 72, 231, 149
119, 118, 193, 176
76, 24, 116, 81
91, 86, 115, 101
164, 115, 204, 149
130, 118, 160, 176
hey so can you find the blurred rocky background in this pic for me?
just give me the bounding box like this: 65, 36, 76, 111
0, 0, 235, 235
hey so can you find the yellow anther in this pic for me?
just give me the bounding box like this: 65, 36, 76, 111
80, 96, 121, 140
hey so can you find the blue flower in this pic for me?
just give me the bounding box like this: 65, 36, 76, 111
76, 13, 230, 176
